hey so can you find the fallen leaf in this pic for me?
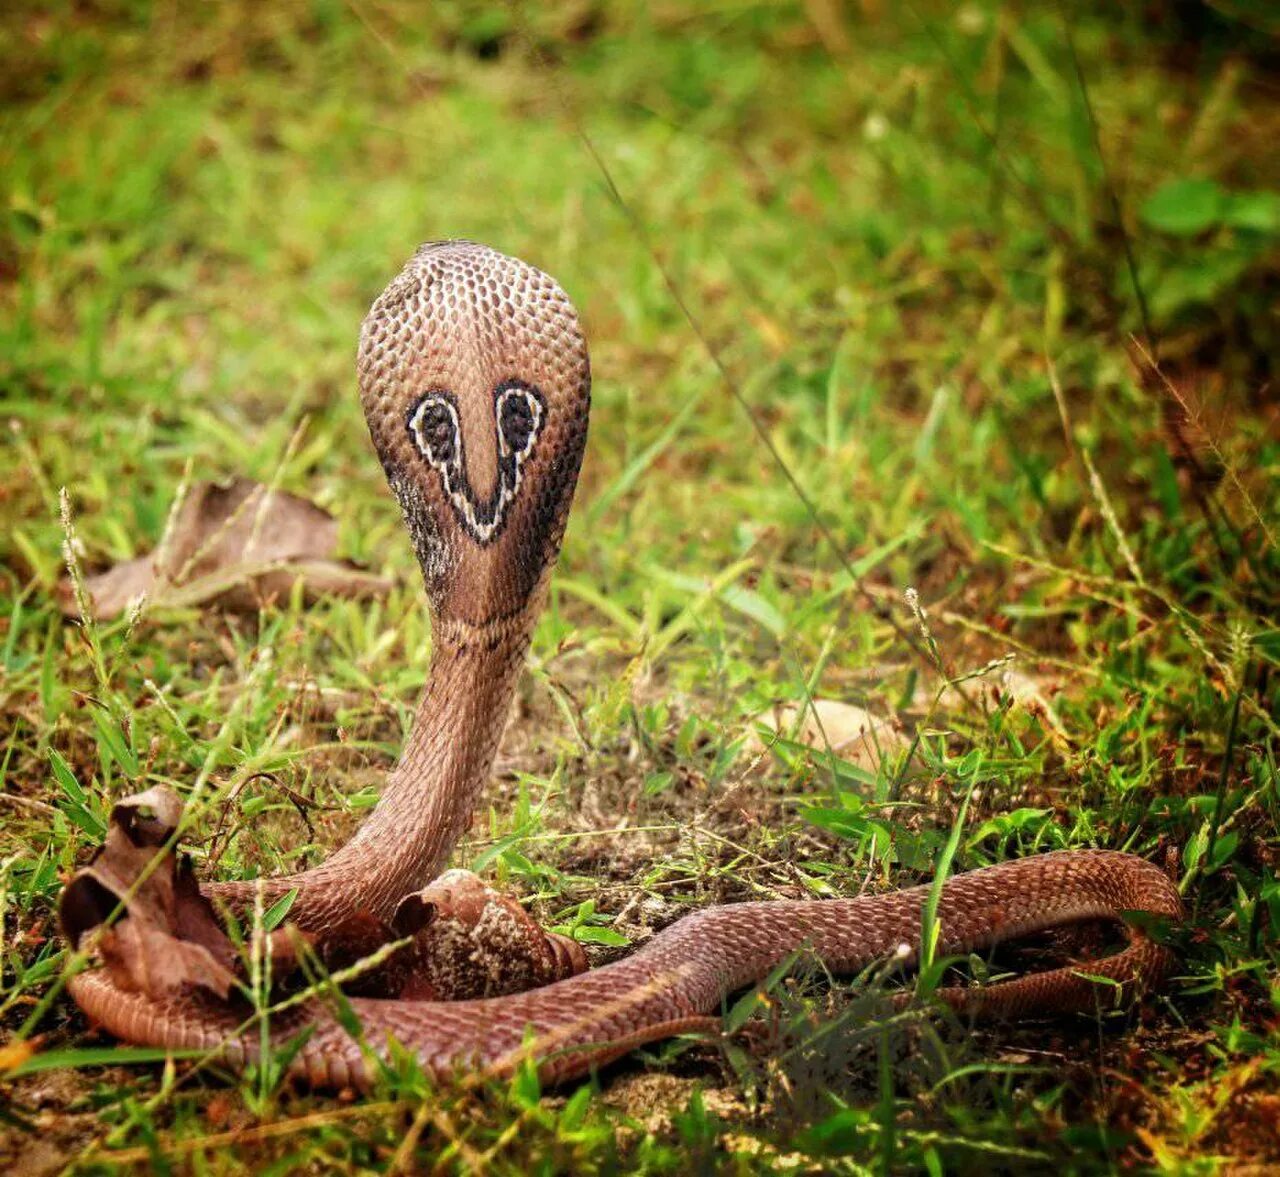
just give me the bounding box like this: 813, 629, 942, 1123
0, 1036, 38, 1074
61, 788, 241, 999
95, 915, 239, 1000
59, 476, 392, 619
59, 790, 585, 1011
753, 698, 908, 773
997, 669, 1070, 745
204, 1092, 235, 1131
924, 666, 1071, 748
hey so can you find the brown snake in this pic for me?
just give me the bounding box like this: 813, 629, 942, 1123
60, 242, 1181, 1090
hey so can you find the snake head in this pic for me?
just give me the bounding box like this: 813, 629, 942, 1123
357, 241, 590, 626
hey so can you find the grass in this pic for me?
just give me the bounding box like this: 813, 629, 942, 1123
1, 1, 1278, 1172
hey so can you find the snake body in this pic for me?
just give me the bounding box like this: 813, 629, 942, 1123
62, 242, 1180, 1089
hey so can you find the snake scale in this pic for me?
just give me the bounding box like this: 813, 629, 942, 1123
61, 242, 1181, 1090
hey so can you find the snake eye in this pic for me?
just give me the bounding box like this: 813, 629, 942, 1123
409, 394, 460, 467
496, 384, 542, 458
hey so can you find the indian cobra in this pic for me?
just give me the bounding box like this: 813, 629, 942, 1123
59, 241, 1181, 1090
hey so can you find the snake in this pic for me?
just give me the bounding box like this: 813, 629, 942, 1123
60, 241, 1182, 1090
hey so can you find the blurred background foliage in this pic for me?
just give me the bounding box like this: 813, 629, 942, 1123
1, 1, 1277, 1173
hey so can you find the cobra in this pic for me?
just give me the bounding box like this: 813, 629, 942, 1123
60, 242, 1181, 1090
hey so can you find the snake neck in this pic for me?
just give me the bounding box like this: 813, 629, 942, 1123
315, 615, 534, 923
212, 607, 537, 932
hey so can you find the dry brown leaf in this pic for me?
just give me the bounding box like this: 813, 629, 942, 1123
0, 1036, 38, 1074
997, 669, 1069, 741
59, 476, 392, 619
95, 916, 238, 1000
61, 787, 323, 1001
59, 789, 583, 1008
923, 667, 1071, 747
61, 788, 241, 999
753, 698, 908, 773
